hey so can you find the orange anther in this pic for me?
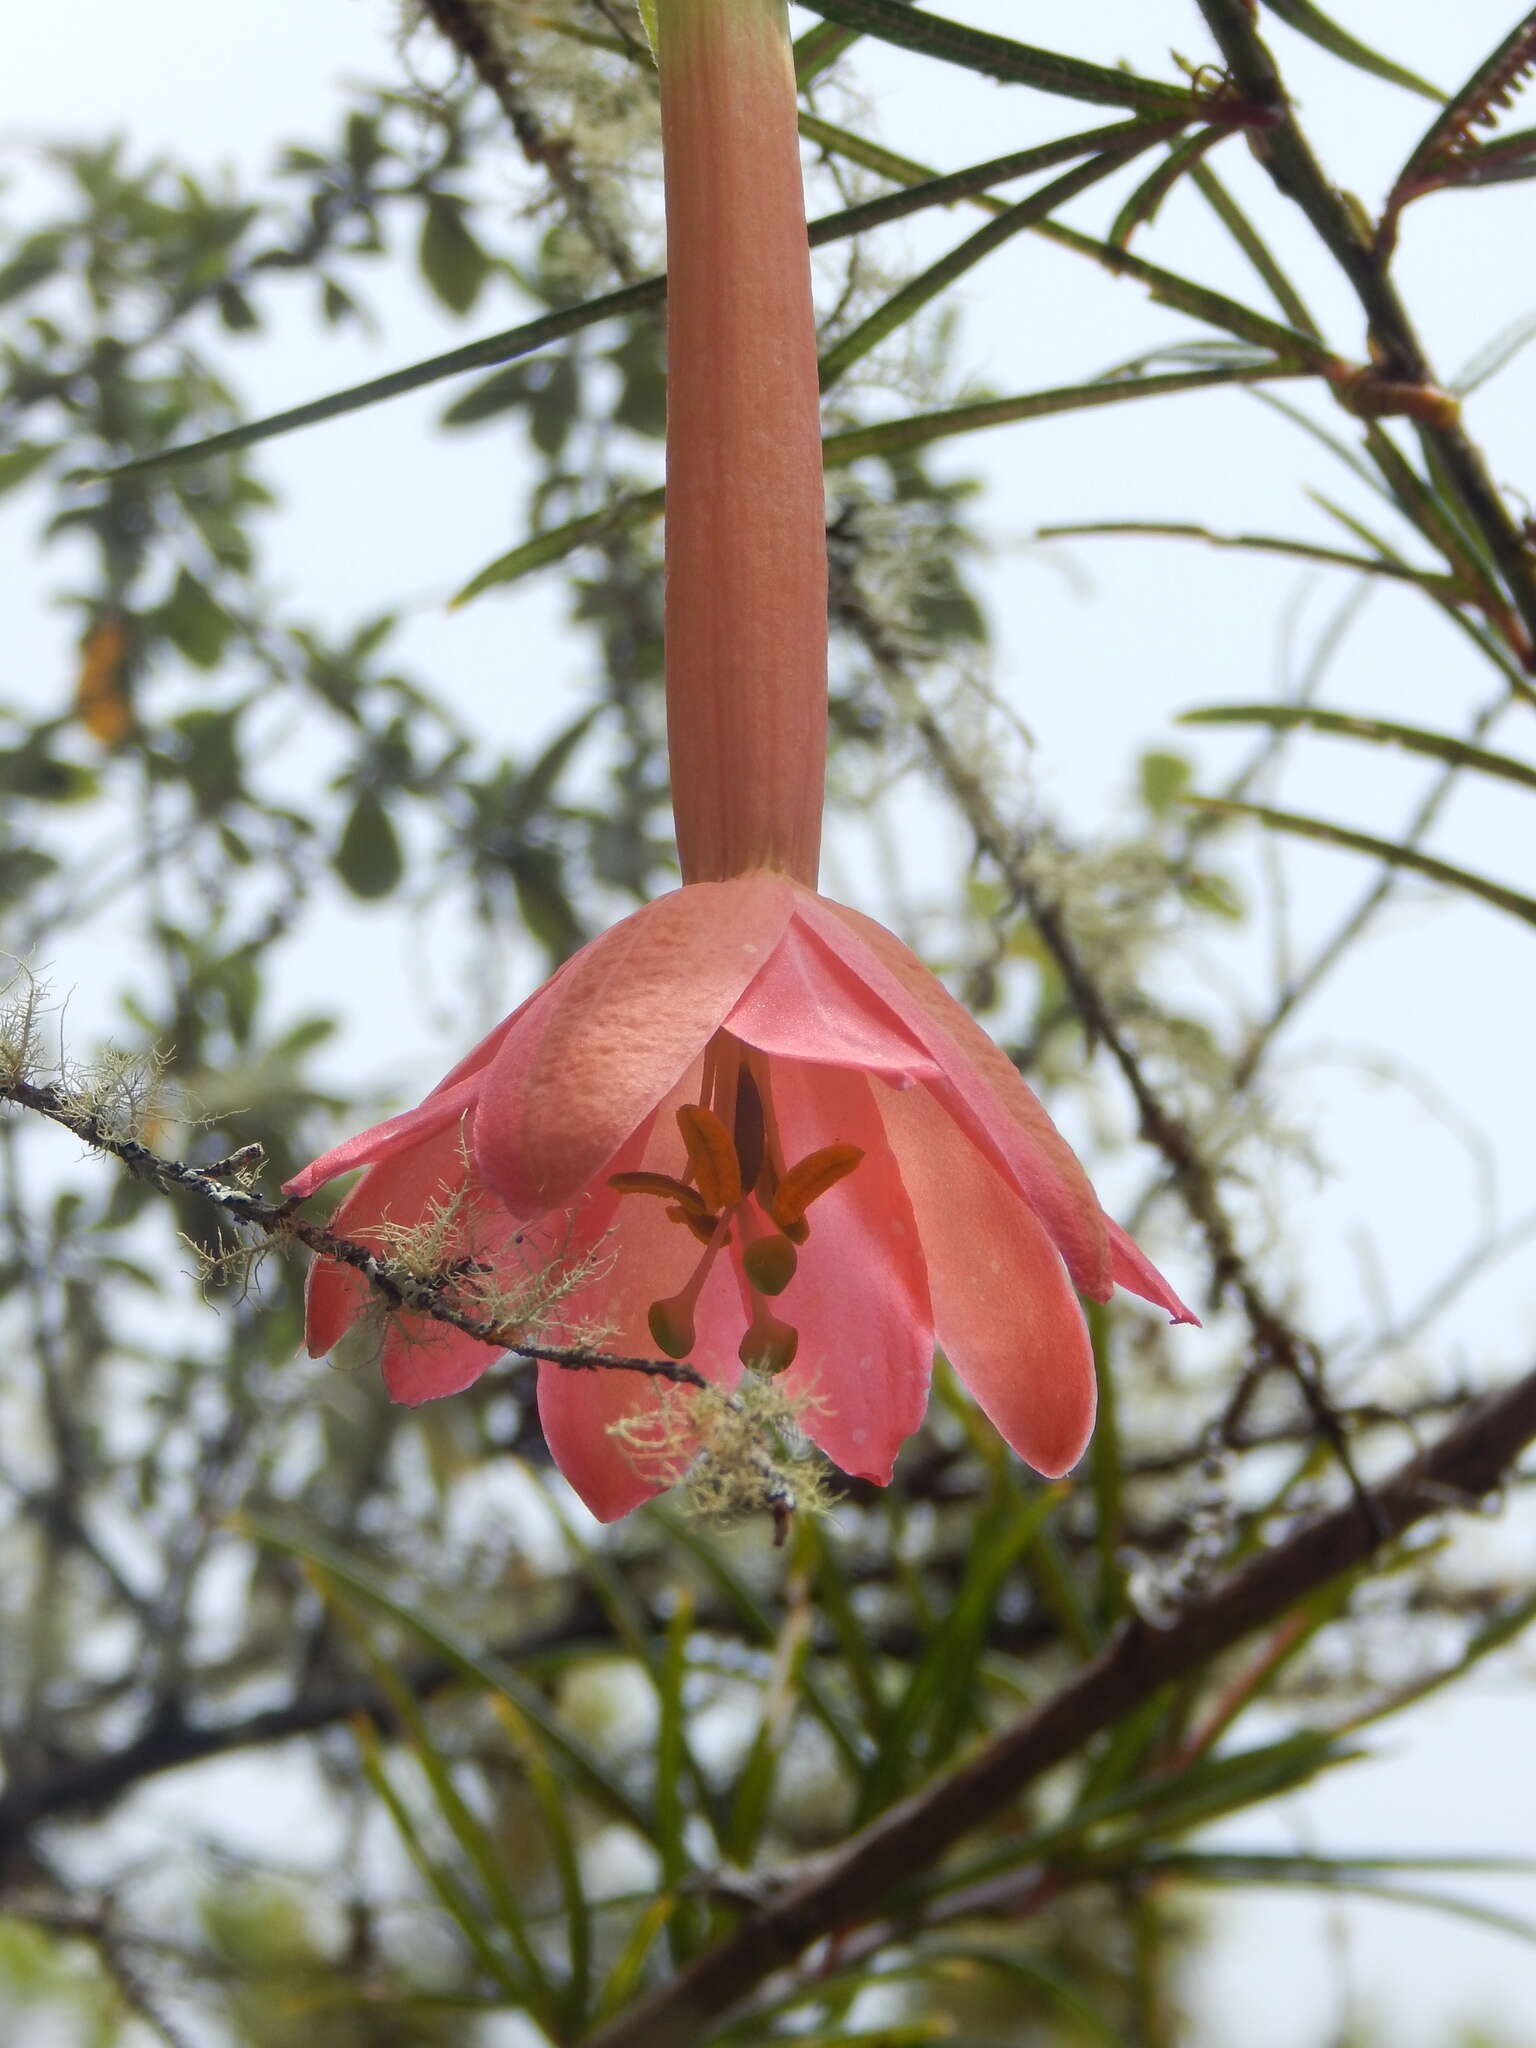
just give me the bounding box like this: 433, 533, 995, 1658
676, 1103, 743, 1212
770, 1143, 863, 1237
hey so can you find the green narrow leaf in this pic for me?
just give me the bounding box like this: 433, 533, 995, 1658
1085, 1300, 1127, 1625
552, 1507, 727, 1858
1181, 703, 1536, 792
241, 1517, 657, 1836
1190, 162, 1320, 335
797, 0, 1202, 112
1454, 304, 1536, 395
1151, 1854, 1536, 1949
808, 120, 1186, 246
821, 129, 1181, 391
100, 274, 666, 478
1261, 0, 1445, 101
1109, 128, 1228, 248
1037, 218, 1335, 364
1183, 795, 1536, 931
353, 1722, 531, 2003
326, 1581, 558, 2027
1342, 1585, 1536, 1736
823, 361, 1305, 468
1391, 10, 1536, 202
490, 1697, 592, 2034
654, 1598, 702, 1959
794, 19, 860, 85
798, 1517, 889, 1743
419, 192, 492, 315
1037, 517, 1449, 591
595, 1896, 677, 2022
650, 1503, 864, 1771
450, 490, 665, 607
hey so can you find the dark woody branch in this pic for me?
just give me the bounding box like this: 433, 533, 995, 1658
585, 1354, 1536, 2048
0, 1074, 707, 1393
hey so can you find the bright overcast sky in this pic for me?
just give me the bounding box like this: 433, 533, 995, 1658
6, 3, 1536, 2039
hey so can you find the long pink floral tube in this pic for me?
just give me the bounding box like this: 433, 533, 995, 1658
658, 0, 827, 886
283, 0, 1197, 1523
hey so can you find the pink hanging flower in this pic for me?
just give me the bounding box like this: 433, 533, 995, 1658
287, 872, 1192, 1520
285, 0, 1196, 1521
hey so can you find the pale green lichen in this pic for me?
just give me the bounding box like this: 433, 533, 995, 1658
608, 1373, 834, 1525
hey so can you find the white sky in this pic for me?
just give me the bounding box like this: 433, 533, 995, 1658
5, 2, 1536, 2040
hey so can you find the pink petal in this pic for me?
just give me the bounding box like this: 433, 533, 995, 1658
382, 1315, 504, 1405
302, 1116, 478, 1355
764, 1060, 933, 1485
798, 896, 1111, 1298
282, 976, 564, 1201
532, 1090, 745, 1522
1108, 1219, 1200, 1325
723, 916, 936, 1077
880, 1080, 1097, 1479
286, 1075, 483, 1202
476, 874, 798, 1218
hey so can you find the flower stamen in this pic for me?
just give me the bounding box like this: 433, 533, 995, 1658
770, 1143, 864, 1243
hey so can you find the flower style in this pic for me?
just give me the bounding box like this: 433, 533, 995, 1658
285, 0, 1196, 1521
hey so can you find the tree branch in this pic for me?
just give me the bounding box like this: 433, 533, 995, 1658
1193, 0, 1536, 665
584, 1356, 1536, 2048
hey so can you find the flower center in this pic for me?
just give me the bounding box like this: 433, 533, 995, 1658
608, 1038, 862, 1373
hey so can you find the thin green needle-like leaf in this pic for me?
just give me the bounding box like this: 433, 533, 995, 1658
1183, 796, 1536, 931
1109, 128, 1228, 249
1151, 1856, 1536, 1948
102, 275, 666, 478
1037, 218, 1335, 364
450, 490, 664, 607
726, 1612, 811, 1866
453, 365, 1307, 606
1190, 162, 1320, 335
1454, 304, 1536, 395
821, 361, 1307, 466
799, 1517, 889, 1740
1439, 121, 1536, 186
354, 1724, 532, 2003
794, 18, 861, 85
821, 131, 1179, 391
655, 1599, 698, 1959
859, 1480, 1063, 1818
341, 1611, 557, 2028
813, 119, 1190, 247
1341, 1585, 1536, 1736
914, 1731, 1358, 1909
1261, 0, 1445, 101
104, 123, 1167, 482
651, 1502, 864, 1771
1393, 9, 1536, 199
1084, 1301, 1126, 1626
595, 1897, 678, 2023
243, 1517, 655, 1835
1038, 518, 1451, 591
490, 1696, 592, 2033
798, 0, 1202, 112
1182, 703, 1536, 792
553, 1510, 727, 1860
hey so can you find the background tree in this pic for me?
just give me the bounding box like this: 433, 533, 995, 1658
4, 2, 1536, 2042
